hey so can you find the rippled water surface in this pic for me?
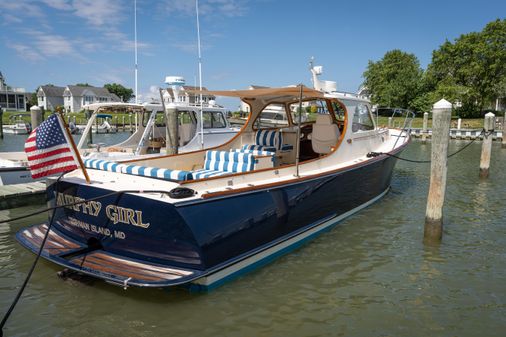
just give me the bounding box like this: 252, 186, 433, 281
0, 140, 505, 336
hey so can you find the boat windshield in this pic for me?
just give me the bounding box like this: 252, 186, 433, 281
202, 111, 227, 128
289, 99, 331, 124
342, 100, 374, 132
253, 104, 289, 129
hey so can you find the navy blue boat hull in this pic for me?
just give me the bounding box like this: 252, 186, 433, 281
16, 149, 403, 288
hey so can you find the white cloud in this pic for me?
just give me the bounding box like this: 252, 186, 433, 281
0, 1, 45, 19
34, 34, 74, 56
162, 0, 247, 18
71, 0, 124, 27
42, 0, 72, 11
138, 85, 163, 103
8, 44, 44, 61
8, 31, 76, 61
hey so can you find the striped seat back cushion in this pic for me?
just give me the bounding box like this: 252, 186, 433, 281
84, 159, 193, 181
204, 150, 255, 173
230, 148, 275, 156
255, 129, 283, 150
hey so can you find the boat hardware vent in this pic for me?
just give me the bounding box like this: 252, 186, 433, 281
168, 187, 196, 199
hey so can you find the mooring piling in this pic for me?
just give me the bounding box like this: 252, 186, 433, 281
457, 118, 462, 130
502, 112, 506, 148
479, 112, 495, 178
0, 107, 4, 139
424, 99, 452, 243
388, 117, 392, 128
421, 112, 429, 143
165, 105, 179, 155
30, 105, 42, 129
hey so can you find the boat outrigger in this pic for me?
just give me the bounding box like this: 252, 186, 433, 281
16, 76, 411, 291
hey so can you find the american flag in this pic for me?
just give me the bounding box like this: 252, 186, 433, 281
24, 114, 78, 178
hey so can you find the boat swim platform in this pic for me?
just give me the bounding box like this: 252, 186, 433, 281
410, 128, 503, 141
0, 181, 46, 210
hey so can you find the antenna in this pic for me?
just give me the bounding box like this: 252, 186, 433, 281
134, 0, 138, 104
196, 0, 204, 149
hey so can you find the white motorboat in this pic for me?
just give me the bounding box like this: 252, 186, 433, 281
0, 101, 238, 185
17, 63, 413, 290
2, 114, 31, 135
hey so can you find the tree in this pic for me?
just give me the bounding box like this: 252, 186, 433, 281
104, 83, 134, 102
362, 49, 423, 110
28, 93, 38, 108
75, 83, 92, 87
425, 19, 506, 116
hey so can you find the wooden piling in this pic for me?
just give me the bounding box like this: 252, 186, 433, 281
424, 99, 452, 243
388, 117, 392, 128
421, 112, 429, 143
502, 112, 506, 149
479, 112, 495, 178
165, 105, 179, 155
129, 114, 133, 134
457, 118, 462, 130
30, 105, 42, 129
122, 116, 126, 132
0, 107, 4, 139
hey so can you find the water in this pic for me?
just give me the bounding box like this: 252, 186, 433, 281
0, 138, 505, 337
0, 132, 132, 152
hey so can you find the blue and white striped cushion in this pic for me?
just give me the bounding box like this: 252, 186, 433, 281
230, 148, 275, 156
255, 129, 282, 149
83, 159, 193, 181
203, 150, 254, 173
191, 169, 230, 180
241, 144, 277, 153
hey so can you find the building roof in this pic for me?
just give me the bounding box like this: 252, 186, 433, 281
65, 85, 120, 101
39, 85, 66, 97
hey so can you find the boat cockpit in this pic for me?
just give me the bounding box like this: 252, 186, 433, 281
80, 86, 382, 185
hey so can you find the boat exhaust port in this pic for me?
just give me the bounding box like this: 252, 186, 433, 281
56, 268, 95, 285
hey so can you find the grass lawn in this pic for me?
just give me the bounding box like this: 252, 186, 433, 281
1, 110, 134, 125
376, 116, 485, 129
0, 110, 489, 129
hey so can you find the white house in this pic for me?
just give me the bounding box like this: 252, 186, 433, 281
240, 85, 269, 113
63, 85, 120, 112
1, 71, 29, 112
162, 85, 215, 105
37, 85, 65, 111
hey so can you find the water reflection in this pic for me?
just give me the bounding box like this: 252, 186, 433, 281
0, 141, 505, 336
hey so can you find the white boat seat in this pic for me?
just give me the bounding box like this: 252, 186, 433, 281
192, 150, 256, 179
311, 114, 340, 154
242, 129, 293, 153
84, 159, 193, 181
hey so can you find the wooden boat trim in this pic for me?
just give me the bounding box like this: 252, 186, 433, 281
180, 98, 349, 185
199, 140, 408, 199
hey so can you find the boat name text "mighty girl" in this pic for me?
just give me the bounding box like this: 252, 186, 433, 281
56, 193, 150, 228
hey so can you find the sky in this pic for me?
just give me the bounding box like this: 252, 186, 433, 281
1, 0, 505, 110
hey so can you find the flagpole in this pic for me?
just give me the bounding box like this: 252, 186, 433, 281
57, 112, 91, 184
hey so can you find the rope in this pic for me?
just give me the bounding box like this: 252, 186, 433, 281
368, 129, 491, 164
0, 186, 172, 336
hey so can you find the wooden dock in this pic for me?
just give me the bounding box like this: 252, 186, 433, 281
411, 128, 503, 141
0, 181, 46, 210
